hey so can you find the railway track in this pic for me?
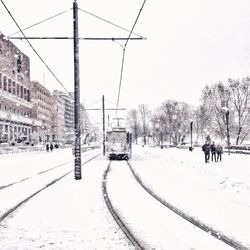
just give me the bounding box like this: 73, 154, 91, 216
0, 152, 101, 224
103, 160, 248, 250
127, 161, 249, 250
0, 151, 96, 191
102, 161, 143, 250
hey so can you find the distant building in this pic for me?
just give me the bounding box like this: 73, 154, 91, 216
30, 80, 52, 143
0, 33, 41, 144
53, 91, 74, 144
51, 90, 65, 143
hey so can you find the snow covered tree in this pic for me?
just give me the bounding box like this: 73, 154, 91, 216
138, 104, 151, 146
127, 108, 141, 144
228, 77, 250, 144
201, 82, 232, 142
155, 100, 191, 146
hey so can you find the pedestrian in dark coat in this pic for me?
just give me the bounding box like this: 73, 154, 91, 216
211, 141, 217, 162
202, 142, 210, 163
216, 144, 223, 162
50, 143, 54, 152
46, 144, 49, 152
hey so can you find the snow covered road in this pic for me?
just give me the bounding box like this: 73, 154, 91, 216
0, 145, 250, 249
107, 160, 234, 249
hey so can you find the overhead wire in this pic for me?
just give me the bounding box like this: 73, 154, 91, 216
115, 0, 147, 116
78, 8, 143, 38
0, 0, 72, 96
8, 9, 71, 37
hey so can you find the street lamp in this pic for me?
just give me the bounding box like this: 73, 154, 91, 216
221, 107, 230, 155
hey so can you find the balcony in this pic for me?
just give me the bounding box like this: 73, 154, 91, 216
0, 110, 42, 126
0, 89, 33, 108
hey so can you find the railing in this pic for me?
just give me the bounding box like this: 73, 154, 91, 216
0, 111, 42, 126
0, 89, 33, 108
0, 144, 74, 155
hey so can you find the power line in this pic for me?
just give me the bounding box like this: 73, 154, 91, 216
78, 8, 143, 38
116, 47, 126, 116
8, 9, 71, 37
0, 0, 72, 96
115, 0, 147, 115
8, 36, 145, 41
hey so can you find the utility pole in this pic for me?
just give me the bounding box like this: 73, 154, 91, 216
73, 0, 81, 180
102, 95, 105, 155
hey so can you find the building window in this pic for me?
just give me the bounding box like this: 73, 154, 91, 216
16, 55, 22, 73
3, 76, 7, 91
12, 81, 16, 95
20, 86, 23, 98
17, 84, 20, 96
0, 73, 2, 89
27, 89, 30, 101
24, 87, 27, 100
8, 79, 12, 93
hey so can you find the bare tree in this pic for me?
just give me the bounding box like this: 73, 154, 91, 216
229, 77, 250, 144
138, 104, 151, 145
127, 108, 140, 144
201, 82, 232, 142
156, 100, 191, 146
193, 105, 211, 143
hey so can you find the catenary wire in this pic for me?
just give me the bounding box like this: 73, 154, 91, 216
8, 9, 71, 37
0, 0, 72, 96
78, 8, 143, 38
115, 0, 147, 116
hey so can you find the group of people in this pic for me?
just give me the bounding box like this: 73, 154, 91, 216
202, 141, 223, 163
46, 143, 59, 152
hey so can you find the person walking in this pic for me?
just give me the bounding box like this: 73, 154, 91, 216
50, 143, 54, 152
211, 141, 217, 162
46, 144, 49, 152
216, 143, 223, 162
202, 141, 210, 163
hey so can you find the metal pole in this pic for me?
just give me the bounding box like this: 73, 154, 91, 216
190, 121, 193, 151
160, 131, 163, 149
102, 95, 105, 155
73, 0, 81, 180
226, 111, 230, 155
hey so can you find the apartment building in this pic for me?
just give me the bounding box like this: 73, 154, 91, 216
0, 33, 41, 143
30, 80, 52, 143
51, 90, 65, 143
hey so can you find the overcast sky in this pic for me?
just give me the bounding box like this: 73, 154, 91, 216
1, 0, 250, 125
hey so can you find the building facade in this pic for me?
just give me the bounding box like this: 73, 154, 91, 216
30, 80, 52, 143
51, 90, 65, 143
0, 33, 41, 144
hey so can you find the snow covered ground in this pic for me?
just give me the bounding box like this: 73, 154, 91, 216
0, 145, 250, 249
128, 146, 250, 249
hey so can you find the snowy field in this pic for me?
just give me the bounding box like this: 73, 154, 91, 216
0, 146, 250, 249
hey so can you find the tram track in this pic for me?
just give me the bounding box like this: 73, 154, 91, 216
0, 153, 101, 225
102, 161, 143, 250
0, 151, 96, 191
103, 160, 248, 249
126, 161, 248, 250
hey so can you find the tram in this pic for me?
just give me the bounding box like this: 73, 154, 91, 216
106, 127, 132, 160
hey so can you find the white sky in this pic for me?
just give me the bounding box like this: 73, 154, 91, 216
1, 0, 250, 124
